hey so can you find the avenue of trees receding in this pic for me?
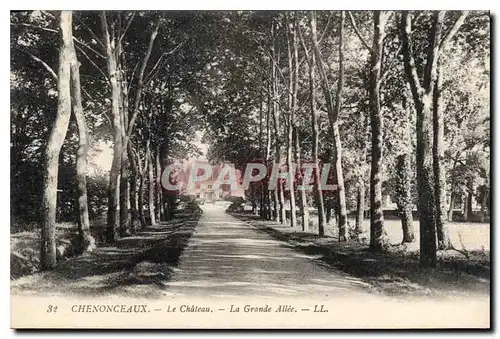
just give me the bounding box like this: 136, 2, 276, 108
10, 10, 490, 271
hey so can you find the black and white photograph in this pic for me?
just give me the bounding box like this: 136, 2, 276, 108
9, 9, 491, 329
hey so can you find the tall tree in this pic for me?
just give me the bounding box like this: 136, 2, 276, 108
100, 11, 123, 242
270, 22, 287, 224
286, 13, 297, 228
292, 14, 309, 231
310, 10, 347, 241
299, 15, 326, 236
402, 10, 467, 267
402, 11, 440, 267
68, 22, 93, 250
348, 10, 391, 249
41, 11, 73, 269
368, 11, 391, 251
433, 64, 451, 248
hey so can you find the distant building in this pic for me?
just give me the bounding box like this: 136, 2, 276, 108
195, 180, 223, 202
180, 162, 245, 201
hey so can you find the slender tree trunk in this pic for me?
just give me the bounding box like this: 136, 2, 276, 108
332, 123, 347, 241
447, 153, 460, 222
159, 97, 175, 221
155, 147, 163, 222
68, 27, 93, 251
288, 16, 308, 230
355, 109, 368, 236
118, 37, 130, 238
251, 185, 258, 215
259, 182, 266, 219
396, 154, 415, 243
466, 179, 474, 221
286, 13, 297, 228
278, 183, 286, 223
463, 192, 469, 221
128, 145, 139, 233
147, 143, 156, 225
369, 11, 390, 251
101, 12, 123, 243
137, 150, 147, 228
270, 25, 286, 224
258, 87, 265, 219
272, 187, 279, 222
310, 11, 347, 241
295, 128, 309, 231
306, 32, 326, 236
286, 117, 297, 226
396, 94, 416, 244
448, 192, 455, 222
433, 64, 451, 249
264, 83, 273, 220
480, 174, 489, 223
325, 199, 332, 224
119, 153, 130, 237
41, 11, 73, 269
355, 184, 365, 236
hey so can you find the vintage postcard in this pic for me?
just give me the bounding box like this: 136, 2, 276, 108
10, 9, 490, 329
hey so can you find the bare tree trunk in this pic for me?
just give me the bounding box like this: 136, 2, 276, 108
368, 11, 391, 251
288, 16, 308, 230
128, 145, 139, 233
310, 11, 347, 241
433, 64, 451, 249
264, 83, 273, 220
295, 128, 309, 231
466, 179, 474, 221
41, 11, 73, 270
402, 11, 444, 267
101, 12, 123, 243
332, 123, 347, 241
278, 183, 286, 223
354, 106, 369, 237
251, 185, 258, 215
119, 154, 131, 237
480, 176, 489, 223
68, 26, 93, 251
447, 152, 461, 222
403, 10, 467, 267
286, 108, 297, 226
416, 96, 438, 264
147, 143, 156, 225
258, 87, 265, 219
395, 94, 416, 244
117, 35, 130, 238
286, 13, 297, 228
325, 199, 332, 224
137, 150, 147, 228
302, 20, 326, 236
395, 154, 415, 243
448, 192, 455, 222
261, 189, 267, 218
355, 184, 365, 235
270, 24, 286, 224
155, 147, 163, 222
463, 192, 469, 221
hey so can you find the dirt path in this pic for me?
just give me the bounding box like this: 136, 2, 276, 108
10, 204, 490, 328
11, 204, 377, 299
161, 204, 376, 298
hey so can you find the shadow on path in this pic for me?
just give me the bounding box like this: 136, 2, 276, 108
11, 209, 201, 297
231, 212, 490, 298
